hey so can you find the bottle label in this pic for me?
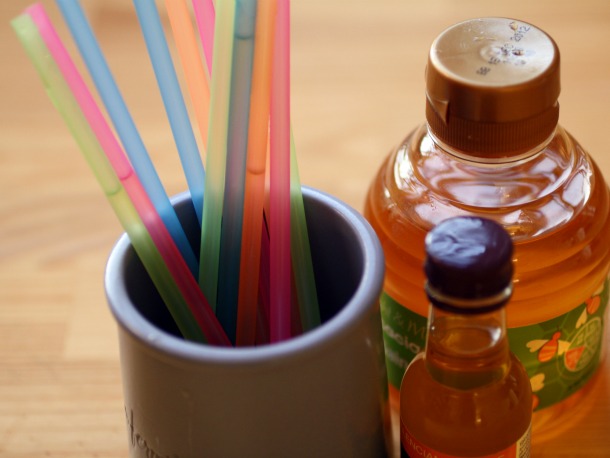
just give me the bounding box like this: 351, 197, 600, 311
508, 278, 609, 411
381, 277, 609, 410
380, 294, 427, 391
400, 421, 531, 458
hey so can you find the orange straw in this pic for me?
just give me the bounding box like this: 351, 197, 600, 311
165, 0, 211, 157
235, 0, 278, 346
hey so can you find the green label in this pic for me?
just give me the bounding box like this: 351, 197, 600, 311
380, 278, 609, 411
508, 278, 609, 411
380, 293, 428, 389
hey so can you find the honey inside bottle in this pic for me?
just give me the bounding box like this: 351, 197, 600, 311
365, 17, 610, 440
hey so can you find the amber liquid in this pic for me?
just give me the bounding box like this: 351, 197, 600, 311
400, 311, 532, 456
364, 124, 610, 441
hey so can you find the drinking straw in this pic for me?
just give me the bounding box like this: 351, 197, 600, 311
132, 0, 205, 224
212, 0, 256, 344
255, 218, 271, 345
191, 0, 215, 77
13, 9, 230, 346
164, 0, 211, 158
199, 0, 236, 311
54, 0, 198, 278
289, 128, 321, 331
235, 0, 277, 346
269, 0, 291, 342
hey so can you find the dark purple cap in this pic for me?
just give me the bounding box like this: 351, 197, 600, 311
424, 217, 513, 312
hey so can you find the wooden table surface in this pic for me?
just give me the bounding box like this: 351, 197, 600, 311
1, 0, 609, 456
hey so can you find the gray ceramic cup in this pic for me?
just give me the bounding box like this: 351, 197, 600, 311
105, 187, 391, 457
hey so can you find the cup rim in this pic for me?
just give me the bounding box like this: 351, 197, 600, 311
104, 186, 385, 367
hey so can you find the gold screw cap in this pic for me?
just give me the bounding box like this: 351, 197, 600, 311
426, 18, 560, 158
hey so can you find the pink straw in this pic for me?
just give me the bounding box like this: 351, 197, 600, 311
27, 3, 230, 346
255, 219, 271, 345
191, 0, 215, 78
269, 0, 291, 342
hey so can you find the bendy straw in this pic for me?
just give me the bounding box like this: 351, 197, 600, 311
133, 0, 205, 224
236, 0, 277, 346
216, 0, 257, 344
165, 0, 211, 157
54, 0, 198, 278
269, 0, 291, 342
199, 0, 236, 311
16, 5, 230, 347
192, 0, 215, 77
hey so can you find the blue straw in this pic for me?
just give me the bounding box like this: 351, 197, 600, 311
132, 0, 206, 225
55, 0, 198, 278
216, 0, 257, 343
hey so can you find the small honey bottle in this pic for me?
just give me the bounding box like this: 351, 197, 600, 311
400, 217, 532, 457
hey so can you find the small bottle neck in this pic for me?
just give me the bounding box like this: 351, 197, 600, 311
424, 303, 510, 390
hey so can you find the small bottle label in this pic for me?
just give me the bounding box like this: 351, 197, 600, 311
382, 278, 609, 410
400, 421, 531, 458
379, 294, 427, 390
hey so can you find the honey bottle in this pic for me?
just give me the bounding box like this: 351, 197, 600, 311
400, 216, 532, 457
364, 17, 610, 439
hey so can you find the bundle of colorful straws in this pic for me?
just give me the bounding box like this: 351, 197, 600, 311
12, 0, 320, 347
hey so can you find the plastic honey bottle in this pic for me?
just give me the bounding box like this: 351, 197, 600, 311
364, 17, 610, 440
400, 216, 532, 457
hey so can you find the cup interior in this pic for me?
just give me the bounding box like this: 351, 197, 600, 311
108, 187, 381, 350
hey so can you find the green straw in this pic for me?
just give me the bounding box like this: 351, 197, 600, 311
199, 0, 237, 310
289, 127, 320, 331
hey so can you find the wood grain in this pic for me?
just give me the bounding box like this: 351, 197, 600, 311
1, 1, 609, 456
